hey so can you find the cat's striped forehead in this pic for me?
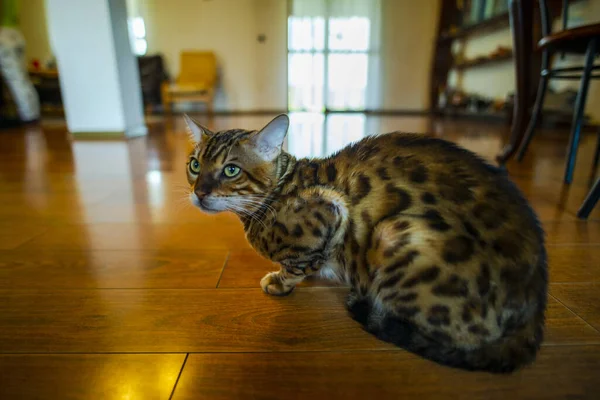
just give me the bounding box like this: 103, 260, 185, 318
196, 129, 254, 160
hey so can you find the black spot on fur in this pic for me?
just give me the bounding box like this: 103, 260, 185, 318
348, 221, 360, 255
394, 221, 410, 231
421, 192, 437, 205
291, 224, 304, 238
401, 266, 440, 288
313, 211, 327, 226
428, 305, 451, 326
350, 260, 358, 275
477, 263, 491, 297
312, 228, 322, 238
376, 167, 391, 180
273, 221, 289, 236
488, 287, 498, 306
492, 236, 521, 258
409, 164, 428, 183
432, 274, 469, 297
393, 156, 407, 166
382, 292, 398, 302
461, 303, 473, 323
350, 237, 360, 255
352, 174, 372, 205
397, 292, 418, 302
423, 209, 451, 232
480, 302, 489, 319
396, 306, 420, 318
383, 250, 419, 274
361, 210, 372, 226
385, 184, 412, 213
276, 237, 283, 245
468, 324, 490, 336
473, 203, 505, 229
442, 235, 475, 263
379, 273, 406, 289
326, 164, 337, 182
437, 175, 475, 204
463, 221, 481, 241
500, 265, 527, 285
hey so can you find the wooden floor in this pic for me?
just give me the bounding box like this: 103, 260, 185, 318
1, 114, 599, 399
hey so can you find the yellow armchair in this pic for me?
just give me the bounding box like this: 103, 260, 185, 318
162, 51, 217, 114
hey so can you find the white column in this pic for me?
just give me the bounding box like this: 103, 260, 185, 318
45, 0, 146, 138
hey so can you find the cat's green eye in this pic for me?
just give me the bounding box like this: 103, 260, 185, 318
223, 164, 241, 178
189, 158, 200, 174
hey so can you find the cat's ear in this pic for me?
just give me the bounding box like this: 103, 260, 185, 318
249, 114, 289, 161
183, 114, 212, 144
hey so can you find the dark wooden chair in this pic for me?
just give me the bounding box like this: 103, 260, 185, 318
512, 0, 600, 184
577, 174, 600, 218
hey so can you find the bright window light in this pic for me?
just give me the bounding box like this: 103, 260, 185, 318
132, 17, 146, 38
128, 17, 147, 56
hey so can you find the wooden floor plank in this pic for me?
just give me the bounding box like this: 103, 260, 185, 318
545, 296, 600, 344
547, 246, 600, 283
0, 250, 228, 289
0, 354, 185, 400
542, 221, 600, 244
15, 223, 251, 251
512, 177, 600, 222
0, 223, 48, 250
551, 283, 600, 331
0, 288, 597, 353
0, 288, 385, 353
172, 347, 600, 400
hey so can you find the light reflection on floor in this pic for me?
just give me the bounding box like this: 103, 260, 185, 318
286, 112, 434, 158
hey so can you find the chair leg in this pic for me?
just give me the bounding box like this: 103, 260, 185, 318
577, 178, 600, 219
516, 74, 549, 161
593, 127, 600, 171
564, 38, 597, 184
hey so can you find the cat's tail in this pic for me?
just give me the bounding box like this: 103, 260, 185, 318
348, 298, 545, 374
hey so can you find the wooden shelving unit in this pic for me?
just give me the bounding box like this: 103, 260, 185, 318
430, 1, 512, 121
438, 11, 510, 42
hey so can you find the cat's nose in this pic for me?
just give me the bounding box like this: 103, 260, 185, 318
194, 190, 207, 202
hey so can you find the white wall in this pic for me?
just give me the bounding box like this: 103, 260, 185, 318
19, 0, 53, 63
380, 0, 441, 110
108, 0, 146, 135
45, 0, 145, 135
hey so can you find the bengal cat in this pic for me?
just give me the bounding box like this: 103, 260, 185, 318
184, 114, 547, 373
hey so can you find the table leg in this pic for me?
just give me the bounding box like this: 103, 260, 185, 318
496, 0, 534, 164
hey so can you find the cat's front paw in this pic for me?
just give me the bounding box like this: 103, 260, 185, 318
260, 272, 294, 296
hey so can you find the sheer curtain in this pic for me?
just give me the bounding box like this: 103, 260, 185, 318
287, 0, 382, 112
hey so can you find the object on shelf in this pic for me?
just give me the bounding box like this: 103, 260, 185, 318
455, 46, 513, 70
